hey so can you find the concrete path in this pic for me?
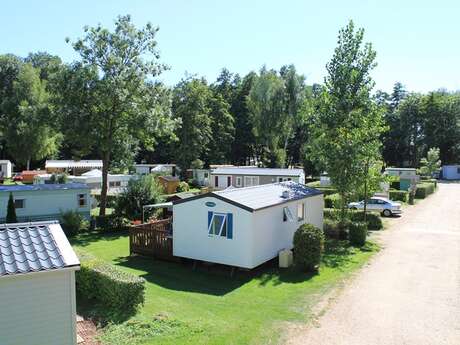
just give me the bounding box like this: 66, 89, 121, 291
286, 182, 460, 345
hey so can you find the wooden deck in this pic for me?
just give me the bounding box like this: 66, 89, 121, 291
129, 218, 177, 261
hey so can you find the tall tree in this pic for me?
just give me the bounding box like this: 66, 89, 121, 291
61, 15, 174, 216
230, 71, 256, 165
307, 20, 385, 222
206, 92, 234, 164
2, 63, 61, 169
172, 77, 212, 174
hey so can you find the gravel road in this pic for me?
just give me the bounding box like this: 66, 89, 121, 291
285, 182, 460, 345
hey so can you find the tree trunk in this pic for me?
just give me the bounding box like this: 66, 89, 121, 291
363, 160, 369, 223
26, 159, 30, 171
99, 151, 110, 217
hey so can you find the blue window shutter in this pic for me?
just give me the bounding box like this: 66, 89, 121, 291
227, 213, 233, 239
208, 211, 213, 234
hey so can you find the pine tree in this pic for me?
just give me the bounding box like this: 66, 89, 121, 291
6, 192, 17, 223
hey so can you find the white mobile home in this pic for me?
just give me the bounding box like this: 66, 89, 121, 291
34, 169, 137, 195
442, 165, 460, 180
0, 160, 12, 178
0, 183, 91, 222
172, 181, 323, 269
134, 163, 178, 176
45, 160, 103, 175
210, 167, 305, 189
0, 221, 80, 345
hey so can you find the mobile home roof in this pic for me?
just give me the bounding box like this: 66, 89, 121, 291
211, 167, 304, 176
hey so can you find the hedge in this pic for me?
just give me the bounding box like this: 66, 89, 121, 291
415, 182, 436, 199
316, 187, 338, 196
93, 214, 130, 232
323, 208, 383, 230
75, 250, 145, 313
389, 190, 409, 203
324, 193, 341, 209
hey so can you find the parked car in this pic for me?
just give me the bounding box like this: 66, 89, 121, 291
348, 197, 402, 217
12, 173, 23, 182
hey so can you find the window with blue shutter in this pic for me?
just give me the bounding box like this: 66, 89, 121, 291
207, 211, 233, 239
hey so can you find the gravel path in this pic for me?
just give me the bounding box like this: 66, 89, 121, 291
285, 182, 460, 345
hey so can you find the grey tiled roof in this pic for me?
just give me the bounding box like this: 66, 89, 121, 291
214, 181, 322, 210
0, 221, 80, 276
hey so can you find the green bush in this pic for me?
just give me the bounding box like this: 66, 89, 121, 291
60, 210, 89, 237
94, 214, 130, 232
389, 190, 409, 203
324, 193, 341, 209
323, 218, 342, 239
293, 223, 325, 272
76, 251, 145, 313
316, 187, 338, 196
6, 192, 17, 223
415, 182, 435, 199
323, 208, 383, 230
349, 222, 367, 247
177, 181, 190, 192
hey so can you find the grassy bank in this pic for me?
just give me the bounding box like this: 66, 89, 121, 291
72, 232, 378, 345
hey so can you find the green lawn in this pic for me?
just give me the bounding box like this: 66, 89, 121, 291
72, 232, 378, 345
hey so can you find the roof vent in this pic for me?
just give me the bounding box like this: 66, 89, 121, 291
281, 190, 290, 199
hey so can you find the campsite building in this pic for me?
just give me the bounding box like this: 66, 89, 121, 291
172, 181, 323, 269
134, 163, 178, 176
0, 183, 91, 222
0, 221, 80, 345
385, 167, 420, 190
34, 169, 136, 195
209, 167, 305, 189
0, 160, 12, 179
441, 165, 460, 180
45, 160, 103, 176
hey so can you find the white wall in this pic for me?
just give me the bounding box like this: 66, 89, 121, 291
173, 194, 323, 269
250, 194, 323, 268
0, 270, 77, 345
442, 165, 460, 180
173, 196, 254, 268
0, 189, 91, 222
0, 161, 12, 178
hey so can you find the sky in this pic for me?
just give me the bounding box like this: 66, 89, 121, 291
1, 0, 459, 93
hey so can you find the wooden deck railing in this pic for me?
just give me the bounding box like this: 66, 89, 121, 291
129, 218, 176, 261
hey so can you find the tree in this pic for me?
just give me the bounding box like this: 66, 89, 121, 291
206, 92, 234, 164
172, 77, 212, 173
115, 174, 164, 221
6, 193, 17, 223
398, 94, 425, 166
419, 147, 441, 177
2, 63, 61, 169
61, 15, 174, 216
230, 71, 256, 165
307, 21, 385, 223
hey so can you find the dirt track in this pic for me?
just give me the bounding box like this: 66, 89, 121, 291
285, 182, 460, 345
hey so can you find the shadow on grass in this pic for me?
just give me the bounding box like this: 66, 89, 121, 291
322, 239, 377, 269
76, 294, 137, 325
70, 230, 128, 248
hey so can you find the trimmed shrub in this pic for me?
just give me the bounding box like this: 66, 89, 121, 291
389, 190, 409, 203
415, 182, 435, 199
323, 218, 341, 239
323, 208, 383, 230
76, 251, 145, 312
349, 222, 367, 246
324, 193, 341, 209
177, 181, 190, 192
61, 210, 89, 237
6, 192, 17, 223
293, 223, 325, 272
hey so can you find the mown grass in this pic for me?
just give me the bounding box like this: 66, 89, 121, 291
72, 232, 378, 345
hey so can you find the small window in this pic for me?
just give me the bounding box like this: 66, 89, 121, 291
457, 167, 460, 174
204, 172, 209, 178
236, 176, 242, 187
14, 199, 25, 209
283, 207, 294, 222
297, 203, 305, 221
78, 194, 87, 207
208, 212, 233, 239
